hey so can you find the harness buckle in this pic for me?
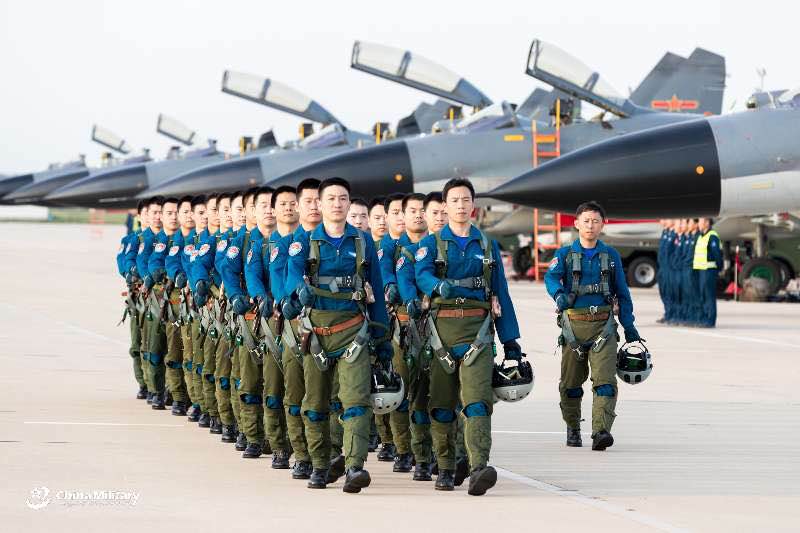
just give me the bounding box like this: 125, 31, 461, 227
473, 277, 485, 288
341, 275, 353, 287
589, 305, 599, 316
455, 297, 466, 305
319, 326, 331, 336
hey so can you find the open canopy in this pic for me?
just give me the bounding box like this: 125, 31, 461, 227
156, 114, 197, 146
91, 125, 131, 154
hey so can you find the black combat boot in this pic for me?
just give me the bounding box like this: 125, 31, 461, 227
467, 466, 497, 496
292, 460, 313, 480
431, 461, 439, 476
454, 457, 469, 487
235, 432, 247, 451
393, 452, 413, 473
567, 427, 582, 447
242, 442, 263, 458
136, 386, 148, 400
342, 467, 371, 493
197, 413, 211, 428
591, 430, 614, 451
435, 469, 455, 491
307, 468, 328, 489
171, 401, 187, 416
187, 404, 201, 422
377, 442, 396, 462
272, 449, 290, 469
220, 424, 236, 442
368, 433, 379, 452
327, 454, 345, 483
209, 417, 222, 434
151, 391, 166, 410
413, 462, 432, 481
165, 391, 173, 407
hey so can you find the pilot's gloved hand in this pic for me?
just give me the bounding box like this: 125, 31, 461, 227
256, 296, 274, 318
624, 327, 644, 344
556, 292, 576, 312
297, 284, 315, 307
385, 283, 401, 305
406, 299, 422, 319
174, 272, 187, 289
375, 340, 394, 362
282, 295, 303, 320
143, 275, 155, 291
503, 340, 524, 361
194, 280, 209, 306
435, 280, 454, 299
231, 295, 250, 316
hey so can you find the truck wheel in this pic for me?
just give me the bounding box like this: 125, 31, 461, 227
626, 256, 658, 288
771, 258, 794, 289
741, 257, 782, 295
512, 247, 532, 276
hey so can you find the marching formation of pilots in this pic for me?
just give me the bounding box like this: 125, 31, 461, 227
657, 218, 722, 328
116, 177, 649, 495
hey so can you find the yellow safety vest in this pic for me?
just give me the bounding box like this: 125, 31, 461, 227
693, 230, 720, 270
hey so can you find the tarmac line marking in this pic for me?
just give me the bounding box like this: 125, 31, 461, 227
0, 302, 128, 348
493, 430, 588, 435
24, 421, 184, 428
676, 328, 796, 348
494, 466, 690, 533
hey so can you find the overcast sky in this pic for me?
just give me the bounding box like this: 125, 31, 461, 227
0, 0, 795, 173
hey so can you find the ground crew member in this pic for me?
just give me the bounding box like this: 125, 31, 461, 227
347, 198, 369, 230
694, 218, 722, 328
367, 196, 393, 456
415, 178, 522, 496
379, 192, 413, 472
668, 219, 686, 325
681, 219, 700, 326
120, 200, 149, 399
656, 219, 673, 324
545, 201, 642, 452
283, 177, 391, 493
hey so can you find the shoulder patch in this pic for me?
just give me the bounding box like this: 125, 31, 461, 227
377, 248, 384, 260
226, 246, 240, 259
396, 256, 405, 271
246, 249, 253, 264
288, 242, 303, 257
216, 239, 228, 252
138, 243, 144, 254
270, 246, 280, 263
548, 257, 559, 270
415, 247, 428, 261
184, 244, 195, 255
154, 242, 167, 253
168, 245, 180, 256
198, 243, 211, 256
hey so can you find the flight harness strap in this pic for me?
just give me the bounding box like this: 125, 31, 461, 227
237, 314, 265, 365
259, 316, 284, 371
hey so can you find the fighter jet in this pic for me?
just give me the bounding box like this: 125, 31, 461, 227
265, 40, 725, 203
45, 116, 222, 208
487, 88, 800, 218
140, 69, 453, 198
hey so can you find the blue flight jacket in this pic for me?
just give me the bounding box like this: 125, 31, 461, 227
396, 236, 425, 302
192, 229, 223, 288
705, 232, 723, 270
219, 226, 260, 302
123, 228, 147, 275
414, 224, 520, 344
544, 239, 635, 330
148, 230, 179, 283
285, 223, 389, 338
116, 233, 134, 277
134, 227, 157, 279
378, 233, 406, 288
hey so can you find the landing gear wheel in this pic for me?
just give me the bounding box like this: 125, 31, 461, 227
626, 256, 657, 288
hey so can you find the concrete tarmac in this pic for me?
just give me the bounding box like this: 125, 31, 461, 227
1, 223, 798, 532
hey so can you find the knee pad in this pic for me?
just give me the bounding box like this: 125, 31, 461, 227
304, 410, 328, 422
183, 361, 193, 371
463, 402, 488, 418
288, 405, 301, 417
242, 393, 262, 405
195, 364, 203, 375
204, 374, 215, 384
431, 408, 456, 423
594, 384, 616, 397
149, 353, 163, 365
565, 387, 584, 399
412, 410, 431, 425
234, 378, 241, 390
218, 377, 230, 390
329, 401, 342, 413
396, 399, 409, 413
341, 406, 367, 421
141, 352, 150, 362
265, 396, 283, 410
166, 361, 182, 369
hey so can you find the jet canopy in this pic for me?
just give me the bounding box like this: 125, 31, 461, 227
91, 125, 131, 154
299, 123, 348, 149
351, 41, 492, 108
221, 71, 340, 125
527, 39, 629, 117
454, 102, 517, 133
157, 114, 197, 146
777, 87, 800, 107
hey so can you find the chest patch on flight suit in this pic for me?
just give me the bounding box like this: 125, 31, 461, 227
138, 243, 144, 254
270, 247, 279, 263
548, 257, 559, 270
198, 243, 211, 256
184, 244, 195, 255
226, 246, 239, 259
377, 249, 384, 260
288, 242, 302, 256
168, 245, 180, 256
415, 247, 428, 261
396, 256, 405, 270
217, 240, 228, 252
154, 243, 167, 253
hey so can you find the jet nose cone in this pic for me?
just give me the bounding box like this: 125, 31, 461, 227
0, 173, 34, 199
141, 156, 263, 198
269, 141, 414, 198
4, 169, 89, 202
46, 164, 148, 206
488, 118, 722, 218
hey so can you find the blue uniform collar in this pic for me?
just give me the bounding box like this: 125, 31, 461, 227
439, 224, 482, 244
569, 239, 609, 254
310, 222, 359, 243
399, 233, 414, 247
